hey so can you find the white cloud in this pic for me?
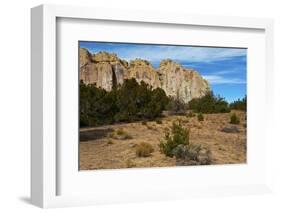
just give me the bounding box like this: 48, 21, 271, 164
117, 46, 246, 63
202, 75, 246, 85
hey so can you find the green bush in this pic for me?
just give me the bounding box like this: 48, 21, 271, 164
188, 91, 230, 114
172, 144, 201, 161
230, 96, 247, 111
197, 113, 204, 121
159, 121, 190, 157
159, 121, 211, 164
230, 113, 240, 124
136, 142, 154, 157
80, 80, 118, 127
80, 79, 169, 127
172, 144, 211, 165
166, 95, 188, 114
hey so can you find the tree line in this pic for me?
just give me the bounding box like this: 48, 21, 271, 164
80, 79, 169, 127
188, 92, 246, 113
80, 79, 246, 127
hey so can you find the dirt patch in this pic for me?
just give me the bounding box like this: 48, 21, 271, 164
79, 110, 246, 170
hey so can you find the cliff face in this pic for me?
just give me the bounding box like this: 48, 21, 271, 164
79, 48, 210, 103
127, 59, 161, 89
157, 60, 210, 103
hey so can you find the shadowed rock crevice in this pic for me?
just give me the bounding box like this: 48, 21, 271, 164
111, 65, 117, 89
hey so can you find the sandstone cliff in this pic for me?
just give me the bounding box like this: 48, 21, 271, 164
157, 59, 209, 103
79, 48, 210, 103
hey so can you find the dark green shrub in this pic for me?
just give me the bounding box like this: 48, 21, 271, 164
230, 96, 247, 111
136, 142, 154, 157
197, 113, 204, 121
80, 79, 169, 127
172, 144, 201, 161
115, 79, 169, 121
166, 93, 188, 114
79, 80, 117, 127
188, 91, 230, 113
230, 113, 240, 124
155, 118, 162, 124
159, 122, 211, 164
159, 121, 190, 157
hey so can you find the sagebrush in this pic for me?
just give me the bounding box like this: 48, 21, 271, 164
159, 121, 190, 157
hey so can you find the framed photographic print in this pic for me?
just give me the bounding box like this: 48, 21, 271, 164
31, 4, 274, 208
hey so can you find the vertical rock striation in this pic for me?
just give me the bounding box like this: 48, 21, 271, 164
79, 48, 210, 103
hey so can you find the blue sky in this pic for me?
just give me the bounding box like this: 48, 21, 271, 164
79, 41, 247, 103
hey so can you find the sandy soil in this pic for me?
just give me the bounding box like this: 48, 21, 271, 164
79, 110, 246, 170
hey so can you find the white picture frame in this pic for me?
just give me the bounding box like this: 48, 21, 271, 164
31, 4, 274, 208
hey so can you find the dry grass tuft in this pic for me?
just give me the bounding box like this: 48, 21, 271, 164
142, 121, 147, 125
136, 142, 154, 157
107, 139, 114, 145
155, 118, 163, 124
108, 128, 133, 140
125, 159, 136, 168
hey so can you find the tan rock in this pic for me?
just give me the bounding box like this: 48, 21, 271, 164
79, 48, 92, 68
80, 50, 128, 89
157, 59, 210, 103
79, 49, 210, 103
127, 59, 161, 89
92, 51, 119, 63
80, 62, 113, 91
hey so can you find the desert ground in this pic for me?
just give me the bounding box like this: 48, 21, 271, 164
79, 110, 246, 170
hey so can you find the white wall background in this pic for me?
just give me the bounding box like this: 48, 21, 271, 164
0, 0, 280, 212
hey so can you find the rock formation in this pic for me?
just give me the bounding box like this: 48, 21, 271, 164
127, 59, 161, 89
79, 48, 210, 103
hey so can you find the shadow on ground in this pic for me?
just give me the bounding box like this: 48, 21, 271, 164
80, 128, 114, 142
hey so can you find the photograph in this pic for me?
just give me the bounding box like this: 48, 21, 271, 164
79, 41, 247, 170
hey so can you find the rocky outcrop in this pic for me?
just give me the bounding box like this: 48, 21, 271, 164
80, 50, 127, 90
127, 59, 161, 89
79, 48, 210, 103
157, 60, 209, 103
79, 48, 92, 68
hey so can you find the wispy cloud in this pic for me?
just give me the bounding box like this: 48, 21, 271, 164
116, 46, 246, 63
203, 75, 246, 85
80, 41, 247, 101
81, 42, 247, 63
212, 67, 245, 76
